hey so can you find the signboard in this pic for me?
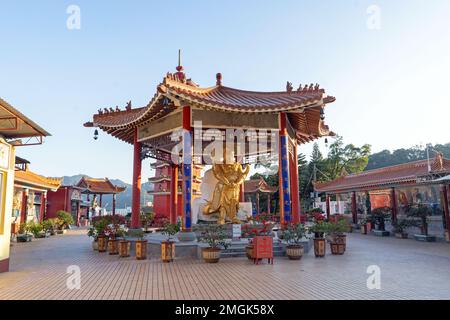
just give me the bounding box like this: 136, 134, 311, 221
71, 190, 82, 201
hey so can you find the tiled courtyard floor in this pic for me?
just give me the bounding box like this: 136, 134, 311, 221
1, 229, 450, 300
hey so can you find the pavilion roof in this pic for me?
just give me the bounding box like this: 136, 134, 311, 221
75, 177, 126, 194
0, 97, 50, 141
244, 178, 278, 193
314, 153, 450, 194
15, 169, 62, 191
84, 68, 336, 145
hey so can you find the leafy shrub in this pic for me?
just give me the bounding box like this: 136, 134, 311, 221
56, 211, 74, 229
28, 221, 43, 237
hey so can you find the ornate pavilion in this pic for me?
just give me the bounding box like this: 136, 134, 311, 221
315, 153, 450, 239
244, 178, 278, 216
84, 60, 335, 237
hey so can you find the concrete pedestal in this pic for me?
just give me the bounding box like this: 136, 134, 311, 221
177, 231, 197, 242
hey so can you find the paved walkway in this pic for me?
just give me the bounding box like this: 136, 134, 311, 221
1, 229, 449, 300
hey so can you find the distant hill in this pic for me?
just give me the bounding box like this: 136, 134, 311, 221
366, 142, 450, 171
61, 174, 153, 210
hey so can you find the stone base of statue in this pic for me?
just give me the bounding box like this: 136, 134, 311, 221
177, 230, 197, 242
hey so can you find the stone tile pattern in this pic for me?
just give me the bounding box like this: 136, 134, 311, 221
0, 230, 450, 300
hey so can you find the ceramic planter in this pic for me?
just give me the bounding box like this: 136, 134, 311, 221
97, 235, 107, 252
414, 234, 436, 242
108, 238, 119, 255
161, 241, 175, 263
313, 238, 326, 257
17, 234, 33, 242
135, 239, 148, 260
119, 240, 130, 257
202, 247, 221, 263
330, 242, 345, 255
286, 244, 304, 260
360, 224, 368, 234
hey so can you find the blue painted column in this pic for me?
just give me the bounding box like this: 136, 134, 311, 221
278, 113, 291, 224
182, 105, 192, 231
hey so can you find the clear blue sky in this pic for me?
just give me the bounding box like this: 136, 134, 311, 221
1, 0, 450, 183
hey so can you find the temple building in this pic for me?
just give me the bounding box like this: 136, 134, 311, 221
47, 177, 126, 226
0, 97, 50, 273
314, 153, 450, 239
12, 157, 62, 227
148, 161, 202, 221
84, 59, 335, 237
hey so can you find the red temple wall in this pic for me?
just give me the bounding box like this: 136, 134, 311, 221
46, 187, 71, 219
153, 194, 182, 218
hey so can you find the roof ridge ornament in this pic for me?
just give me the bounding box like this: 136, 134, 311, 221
216, 73, 222, 86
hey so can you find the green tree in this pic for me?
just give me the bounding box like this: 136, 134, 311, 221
323, 136, 371, 179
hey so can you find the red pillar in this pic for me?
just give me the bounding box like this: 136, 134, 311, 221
351, 191, 357, 224
391, 187, 398, 223
20, 189, 28, 224
39, 192, 46, 222
99, 194, 103, 208
442, 185, 450, 233
290, 143, 300, 223
326, 194, 331, 219
267, 193, 271, 215
131, 127, 142, 229
170, 164, 178, 224
239, 183, 245, 202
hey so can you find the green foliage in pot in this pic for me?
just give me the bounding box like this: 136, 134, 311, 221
391, 219, 411, 234
199, 224, 230, 249
369, 207, 391, 231
18, 222, 31, 235
56, 211, 74, 230
327, 219, 350, 242
28, 221, 43, 237
405, 204, 433, 236
42, 219, 56, 234
283, 223, 307, 246
309, 221, 330, 235
161, 221, 181, 241
92, 217, 109, 236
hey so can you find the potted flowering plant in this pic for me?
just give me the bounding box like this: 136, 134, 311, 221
283, 223, 307, 260
105, 224, 121, 255
91, 217, 109, 252
327, 217, 350, 255
160, 221, 181, 263
199, 224, 230, 263
359, 217, 372, 234
309, 221, 329, 258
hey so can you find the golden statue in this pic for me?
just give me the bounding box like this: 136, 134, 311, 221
203, 162, 250, 224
